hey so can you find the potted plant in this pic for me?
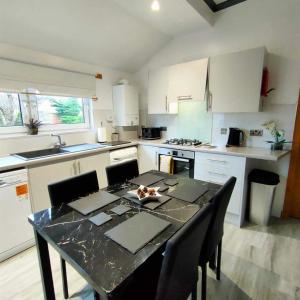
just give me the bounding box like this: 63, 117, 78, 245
262, 121, 290, 150
25, 118, 42, 135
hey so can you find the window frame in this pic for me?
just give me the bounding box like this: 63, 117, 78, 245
0, 92, 26, 135
0, 91, 93, 135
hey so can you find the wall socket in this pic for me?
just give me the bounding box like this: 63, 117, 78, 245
250, 129, 263, 136
220, 128, 228, 135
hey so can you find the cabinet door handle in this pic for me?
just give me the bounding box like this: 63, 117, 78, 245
207, 159, 227, 164
155, 151, 158, 168
77, 161, 81, 174
165, 96, 168, 112
208, 171, 227, 177
209, 92, 212, 110
73, 161, 77, 175
177, 95, 192, 100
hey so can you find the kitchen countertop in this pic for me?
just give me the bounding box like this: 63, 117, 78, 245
0, 139, 289, 172
137, 139, 290, 161
0, 142, 139, 172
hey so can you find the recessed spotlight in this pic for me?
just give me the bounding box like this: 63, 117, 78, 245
151, 0, 160, 11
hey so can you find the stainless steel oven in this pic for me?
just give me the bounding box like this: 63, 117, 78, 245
158, 148, 195, 178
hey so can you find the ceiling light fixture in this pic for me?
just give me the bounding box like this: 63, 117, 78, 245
151, 0, 160, 11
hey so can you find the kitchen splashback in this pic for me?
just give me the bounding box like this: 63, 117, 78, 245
147, 101, 212, 142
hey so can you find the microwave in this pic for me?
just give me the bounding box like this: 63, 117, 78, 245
141, 127, 161, 140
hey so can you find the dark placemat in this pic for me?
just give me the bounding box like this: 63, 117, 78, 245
123, 194, 171, 210
167, 183, 208, 203
164, 179, 179, 186
129, 173, 164, 187
110, 205, 131, 216
89, 212, 112, 226
105, 212, 171, 254
68, 191, 120, 215
143, 195, 172, 210
157, 184, 169, 192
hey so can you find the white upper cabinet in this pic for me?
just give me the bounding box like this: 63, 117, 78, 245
209, 47, 266, 113
113, 84, 139, 126
148, 67, 177, 114
266, 54, 300, 105
148, 58, 208, 115
168, 58, 208, 101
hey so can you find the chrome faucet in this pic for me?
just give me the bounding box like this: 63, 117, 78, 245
51, 134, 66, 148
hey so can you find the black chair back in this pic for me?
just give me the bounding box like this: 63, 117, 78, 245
48, 170, 99, 207
155, 203, 213, 300
200, 177, 236, 264
105, 159, 139, 186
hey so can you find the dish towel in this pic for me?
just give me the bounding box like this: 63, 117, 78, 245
159, 155, 174, 174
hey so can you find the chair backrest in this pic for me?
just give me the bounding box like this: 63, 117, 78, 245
200, 177, 236, 264
155, 203, 213, 300
48, 170, 99, 207
105, 159, 139, 186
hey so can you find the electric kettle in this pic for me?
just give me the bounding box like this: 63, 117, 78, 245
226, 128, 245, 147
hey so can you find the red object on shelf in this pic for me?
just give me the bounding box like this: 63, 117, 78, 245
261, 67, 269, 97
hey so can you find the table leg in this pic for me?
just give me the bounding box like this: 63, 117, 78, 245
34, 230, 56, 300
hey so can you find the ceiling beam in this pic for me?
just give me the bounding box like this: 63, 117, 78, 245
198, 0, 247, 12
186, 0, 215, 25
202, 0, 217, 12
215, 0, 247, 11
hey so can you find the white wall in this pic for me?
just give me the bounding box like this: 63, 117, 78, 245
138, 0, 300, 69
0, 44, 137, 155
134, 0, 300, 217
212, 103, 296, 149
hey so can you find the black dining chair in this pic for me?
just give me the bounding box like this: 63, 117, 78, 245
199, 176, 236, 300
122, 203, 213, 300
48, 170, 99, 300
105, 159, 139, 186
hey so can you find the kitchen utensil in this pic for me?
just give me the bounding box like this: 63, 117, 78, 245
112, 132, 119, 142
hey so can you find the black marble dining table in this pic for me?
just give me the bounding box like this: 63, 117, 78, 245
28, 171, 221, 300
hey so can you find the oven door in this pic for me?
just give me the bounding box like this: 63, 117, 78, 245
172, 157, 194, 178
159, 154, 194, 178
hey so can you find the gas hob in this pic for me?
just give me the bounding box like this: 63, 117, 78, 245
163, 138, 202, 147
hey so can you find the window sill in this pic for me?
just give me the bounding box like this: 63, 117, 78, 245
0, 128, 94, 140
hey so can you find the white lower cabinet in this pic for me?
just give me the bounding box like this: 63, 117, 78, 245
138, 145, 159, 173
28, 152, 110, 213
77, 153, 110, 189
194, 152, 247, 226
28, 160, 75, 212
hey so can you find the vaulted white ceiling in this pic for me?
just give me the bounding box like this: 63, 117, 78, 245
112, 0, 212, 36
0, 0, 212, 72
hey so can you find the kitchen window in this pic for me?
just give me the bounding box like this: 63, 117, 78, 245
0, 92, 24, 133
0, 92, 23, 127
0, 91, 92, 134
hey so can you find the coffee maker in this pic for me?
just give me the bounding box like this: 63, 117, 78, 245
226, 128, 245, 147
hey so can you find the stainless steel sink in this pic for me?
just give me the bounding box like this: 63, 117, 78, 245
13, 148, 68, 160
13, 143, 108, 160
63, 143, 107, 153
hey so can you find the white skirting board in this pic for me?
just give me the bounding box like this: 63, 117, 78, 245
0, 239, 35, 263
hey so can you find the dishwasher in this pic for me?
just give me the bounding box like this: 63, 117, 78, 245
109, 146, 138, 165
0, 169, 34, 262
